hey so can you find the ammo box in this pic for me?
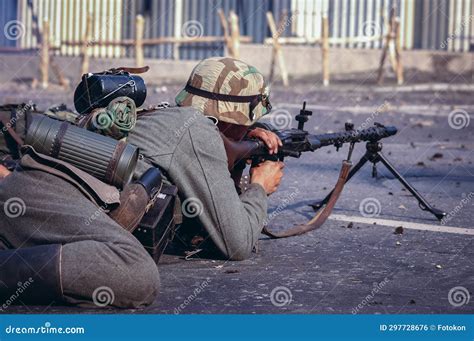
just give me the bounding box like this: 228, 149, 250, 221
133, 183, 179, 264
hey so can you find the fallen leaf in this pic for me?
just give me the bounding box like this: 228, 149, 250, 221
398, 204, 407, 210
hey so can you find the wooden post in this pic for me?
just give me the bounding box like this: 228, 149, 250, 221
218, 9, 232, 56
269, 11, 289, 84
135, 15, 144, 67
266, 12, 289, 86
80, 14, 93, 76
321, 16, 330, 86
394, 18, 404, 85
387, 9, 398, 75
377, 6, 399, 85
173, 0, 183, 60
229, 11, 240, 59
40, 19, 50, 89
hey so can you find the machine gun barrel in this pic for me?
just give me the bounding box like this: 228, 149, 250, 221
309, 125, 398, 150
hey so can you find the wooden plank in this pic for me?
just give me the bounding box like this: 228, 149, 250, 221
266, 11, 289, 86
321, 16, 329, 86
218, 8, 232, 56
40, 18, 50, 89
394, 18, 404, 85
269, 11, 289, 84
80, 13, 92, 76
229, 10, 240, 58
135, 14, 144, 67
61, 36, 252, 47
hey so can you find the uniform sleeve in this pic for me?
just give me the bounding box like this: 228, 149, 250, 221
168, 119, 268, 260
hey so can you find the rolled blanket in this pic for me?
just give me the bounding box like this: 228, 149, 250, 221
88, 96, 137, 139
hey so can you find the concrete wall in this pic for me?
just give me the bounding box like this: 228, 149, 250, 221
0, 44, 472, 86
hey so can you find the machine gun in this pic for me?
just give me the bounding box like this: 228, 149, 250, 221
223, 102, 397, 170
222, 102, 445, 236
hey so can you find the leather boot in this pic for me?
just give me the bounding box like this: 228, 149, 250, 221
0, 244, 63, 305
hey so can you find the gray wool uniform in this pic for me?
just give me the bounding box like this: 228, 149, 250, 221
127, 106, 268, 260
0, 160, 160, 308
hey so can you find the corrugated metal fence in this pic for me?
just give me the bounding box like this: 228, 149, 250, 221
0, 0, 472, 60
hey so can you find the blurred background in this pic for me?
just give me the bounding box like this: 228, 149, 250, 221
0, 0, 472, 87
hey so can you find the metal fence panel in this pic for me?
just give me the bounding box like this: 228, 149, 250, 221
0, 0, 19, 48
1, 0, 472, 56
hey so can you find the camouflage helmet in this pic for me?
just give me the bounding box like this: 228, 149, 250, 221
175, 57, 271, 126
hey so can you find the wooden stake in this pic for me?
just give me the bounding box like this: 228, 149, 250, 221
266, 12, 289, 86
40, 19, 50, 89
135, 15, 144, 67
394, 18, 404, 85
80, 13, 93, 76
229, 11, 240, 59
269, 11, 289, 84
387, 9, 398, 75
321, 16, 330, 86
218, 9, 232, 56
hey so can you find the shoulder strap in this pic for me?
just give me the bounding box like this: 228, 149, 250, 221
262, 160, 352, 238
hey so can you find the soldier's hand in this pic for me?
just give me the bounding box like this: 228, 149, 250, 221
250, 161, 284, 195
246, 128, 282, 155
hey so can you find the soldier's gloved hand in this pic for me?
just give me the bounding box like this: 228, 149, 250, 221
250, 160, 284, 195
246, 127, 282, 155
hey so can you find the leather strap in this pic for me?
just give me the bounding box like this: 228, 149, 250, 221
262, 160, 352, 238
0, 118, 24, 146
107, 66, 150, 74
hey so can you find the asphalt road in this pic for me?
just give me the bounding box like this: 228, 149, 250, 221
1, 74, 473, 314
